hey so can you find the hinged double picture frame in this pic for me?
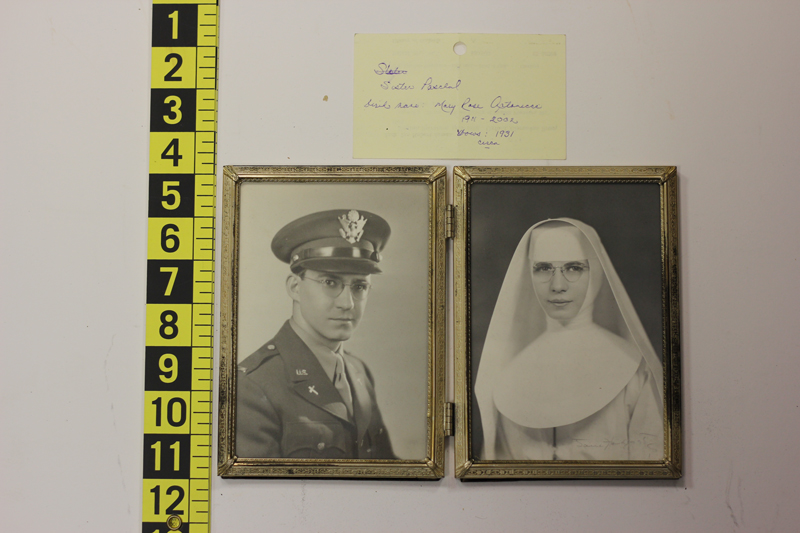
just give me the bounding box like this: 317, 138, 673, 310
218, 165, 681, 480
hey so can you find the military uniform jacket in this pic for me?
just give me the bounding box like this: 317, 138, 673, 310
236, 321, 395, 459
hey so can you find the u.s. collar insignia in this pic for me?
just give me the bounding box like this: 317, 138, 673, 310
296, 369, 308, 376
338, 210, 366, 244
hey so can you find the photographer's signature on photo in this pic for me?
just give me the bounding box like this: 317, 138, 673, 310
572, 433, 660, 452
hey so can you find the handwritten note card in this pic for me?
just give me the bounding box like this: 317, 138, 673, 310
354, 34, 566, 159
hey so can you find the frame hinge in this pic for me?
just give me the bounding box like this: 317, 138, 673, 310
444, 402, 455, 437
445, 204, 455, 239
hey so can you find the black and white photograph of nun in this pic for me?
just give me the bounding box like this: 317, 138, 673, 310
470, 181, 667, 462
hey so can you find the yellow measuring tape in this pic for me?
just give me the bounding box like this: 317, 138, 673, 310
142, 1, 218, 531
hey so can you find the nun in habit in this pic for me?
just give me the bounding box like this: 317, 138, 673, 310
474, 218, 664, 461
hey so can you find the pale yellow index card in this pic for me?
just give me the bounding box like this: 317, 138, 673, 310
354, 34, 566, 159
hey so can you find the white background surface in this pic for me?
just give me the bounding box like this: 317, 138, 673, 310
2, 1, 799, 531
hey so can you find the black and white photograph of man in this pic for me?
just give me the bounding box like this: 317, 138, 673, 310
233, 182, 430, 460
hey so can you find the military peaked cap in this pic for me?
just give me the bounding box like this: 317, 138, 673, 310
271, 209, 390, 274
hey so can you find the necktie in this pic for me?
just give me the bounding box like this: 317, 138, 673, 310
333, 354, 354, 419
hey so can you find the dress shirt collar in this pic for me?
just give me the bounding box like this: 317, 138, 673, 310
289, 318, 343, 382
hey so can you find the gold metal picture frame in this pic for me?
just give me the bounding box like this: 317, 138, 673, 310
218, 165, 447, 479
453, 166, 681, 479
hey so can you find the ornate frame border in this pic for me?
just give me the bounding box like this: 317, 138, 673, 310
218, 165, 447, 479
453, 166, 681, 480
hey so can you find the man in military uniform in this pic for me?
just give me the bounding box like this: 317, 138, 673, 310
236, 209, 395, 459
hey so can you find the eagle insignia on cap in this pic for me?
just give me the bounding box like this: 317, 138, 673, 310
338, 210, 367, 244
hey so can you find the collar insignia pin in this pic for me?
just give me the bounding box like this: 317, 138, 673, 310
308, 385, 318, 395
338, 210, 367, 244
296, 369, 308, 376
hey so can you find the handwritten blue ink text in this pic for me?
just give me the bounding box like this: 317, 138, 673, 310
381, 81, 415, 90
490, 96, 542, 112
490, 116, 518, 124
364, 98, 391, 110
421, 77, 461, 91
461, 98, 483, 111
374, 63, 408, 75
434, 100, 456, 115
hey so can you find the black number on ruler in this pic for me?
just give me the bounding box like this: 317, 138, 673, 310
166, 486, 185, 514
143, 435, 190, 479
145, 347, 192, 390
148, 175, 194, 217
160, 224, 180, 253
147, 261, 193, 304
159, 310, 179, 339
152, 4, 198, 47
151, 397, 187, 427
149, 485, 185, 515
160, 138, 183, 167
163, 53, 183, 82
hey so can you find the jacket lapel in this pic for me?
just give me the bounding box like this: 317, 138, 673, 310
344, 356, 373, 442
276, 321, 352, 424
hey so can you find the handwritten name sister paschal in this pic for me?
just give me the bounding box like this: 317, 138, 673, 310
420, 77, 461, 91
379, 77, 462, 92
371, 61, 541, 112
